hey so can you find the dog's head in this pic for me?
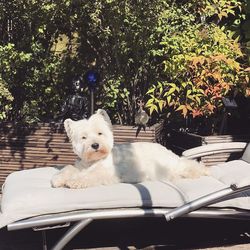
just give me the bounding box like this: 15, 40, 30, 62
64, 109, 113, 163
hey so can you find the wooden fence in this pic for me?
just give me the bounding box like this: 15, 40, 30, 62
0, 122, 163, 188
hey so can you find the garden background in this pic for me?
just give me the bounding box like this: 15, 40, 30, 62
0, 0, 250, 135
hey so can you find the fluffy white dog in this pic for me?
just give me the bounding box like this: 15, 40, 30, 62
51, 109, 209, 189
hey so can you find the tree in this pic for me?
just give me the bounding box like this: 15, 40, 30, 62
0, 0, 167, 123
0, 0, 249, 129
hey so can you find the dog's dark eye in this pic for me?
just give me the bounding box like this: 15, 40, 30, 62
98, 132, 102, 136
82, 136, 86, 139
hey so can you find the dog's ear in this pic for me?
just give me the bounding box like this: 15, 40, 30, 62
96, 109, 112, 127
64, 118, 74, 140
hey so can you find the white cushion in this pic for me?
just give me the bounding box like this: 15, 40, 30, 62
242, 143, 250, 163
210, 160, 250, 187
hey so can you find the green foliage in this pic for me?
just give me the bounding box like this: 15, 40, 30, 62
146, 1, 250, 133
0, 43, 31, 120
0, 0, 167, 123
0, 77, 13, 120
100, 76, 130, 123
242, 0, 250, 64
0, 0, 249, 129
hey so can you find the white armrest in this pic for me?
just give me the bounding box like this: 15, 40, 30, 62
182, 142, 247, 160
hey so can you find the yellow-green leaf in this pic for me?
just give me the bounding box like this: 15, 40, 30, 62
149, 104, 158, 115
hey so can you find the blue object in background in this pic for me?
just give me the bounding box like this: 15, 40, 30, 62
85, 70, 99, 89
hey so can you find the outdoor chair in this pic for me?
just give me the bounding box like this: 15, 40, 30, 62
1, 141, 250, 250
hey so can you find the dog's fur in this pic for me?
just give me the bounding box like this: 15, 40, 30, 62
51, 109, 209, 189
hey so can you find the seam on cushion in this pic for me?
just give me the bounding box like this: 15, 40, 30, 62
160, 180, 189, 203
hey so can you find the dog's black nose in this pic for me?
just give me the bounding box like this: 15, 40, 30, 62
91, 143, 99, 150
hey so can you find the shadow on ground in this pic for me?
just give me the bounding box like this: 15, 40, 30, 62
1, 217, 250, 250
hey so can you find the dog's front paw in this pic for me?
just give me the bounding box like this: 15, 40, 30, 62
65, 178, 88, 189
51, 174, 66, 188
51, 165, 80, 188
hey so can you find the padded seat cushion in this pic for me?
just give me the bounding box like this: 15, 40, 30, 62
242, 143, 250, 164
1, 160, 250, 228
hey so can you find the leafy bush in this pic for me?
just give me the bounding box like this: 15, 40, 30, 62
0, 77, 13, 120
0, 43, 31, 120
147, 22, 247, 115
146, 1, 250, 134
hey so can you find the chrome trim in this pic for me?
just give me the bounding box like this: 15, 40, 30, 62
33, 222, 71, 231
51, 219, 92, 250
8, 206, 250, 232
8, 208, 166, 231
165, 184, 250, 221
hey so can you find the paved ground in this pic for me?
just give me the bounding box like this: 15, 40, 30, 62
1, 217, 250, 250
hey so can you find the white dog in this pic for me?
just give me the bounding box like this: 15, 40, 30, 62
51, 109, 209, 189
